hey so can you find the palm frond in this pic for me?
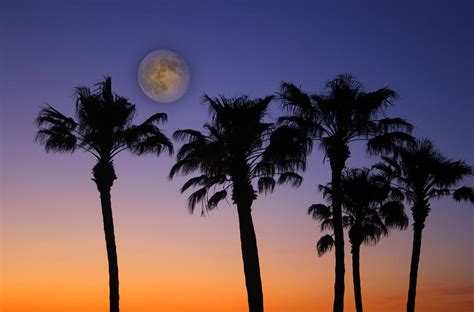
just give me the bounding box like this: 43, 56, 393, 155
453, 186, 474, 203
263, 125, 310, 171
36, 128, 78, 153
279, 82, 313, 114
169, 158, 202, 178
376, 117, 413, 133
35, 105, 78, 153
142, 112, 168, 124
175, 139, 208, 161
427, 188, 451, 199
431, 160, 472, 188
124, 123, 173, 156
36, 105, 76, 128
358, 87, 398, 112
366, 132, 415, 155
320, 218, 335, 231
187, 187, 208, 213
308, 203, 332, 221
252, 162, 275, 177
372, 163, 395, 178
173, 129, 205, 141
257, 177, 276, 194
361, 222, 387, 245
277, 172, 303, 188
180, 175, 209, 193
317, 184, 332, 199
379, 201, 408, 230
316, 234, 335, 257
207, 190, 228, 210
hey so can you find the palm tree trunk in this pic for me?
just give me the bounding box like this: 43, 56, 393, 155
406, 223, 424, 312
352, 243, 363, 312
98, 188, 120, 312
236, 200, 264, 312
330, 161, 345, 312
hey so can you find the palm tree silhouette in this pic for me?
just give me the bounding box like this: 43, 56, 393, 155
374, 139, 473, 312
279, 74, 413, 312
309, 168, 408, 312
170, 95, 304, 312
35, 77, 173, 312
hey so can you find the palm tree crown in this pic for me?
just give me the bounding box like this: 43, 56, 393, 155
309, 168, 408, 256
170, 95, 303, 214
375, 139, 473, 225
36, 76, 173, 186
279, 74, 414, 160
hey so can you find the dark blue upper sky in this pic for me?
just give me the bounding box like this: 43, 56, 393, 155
2, 0, 473, 143
1, 0, 473, 207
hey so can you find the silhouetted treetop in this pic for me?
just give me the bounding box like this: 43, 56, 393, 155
170, 94, 305, 215
36, 76, 173, 161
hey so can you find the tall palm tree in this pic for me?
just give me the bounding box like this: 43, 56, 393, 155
35, 77, 173, 312
279, 74, 413, 312
374, 139, 473, 312
169, 95, 304, 312
309, 168, 408, 312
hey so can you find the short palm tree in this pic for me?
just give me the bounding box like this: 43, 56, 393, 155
279, 74, 413, 312
35, 77, 173, 312
169, 95, 304, 312
309, 168, 408, 312
374, 139, 473, 312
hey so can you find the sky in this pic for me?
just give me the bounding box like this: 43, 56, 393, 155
1, 1, 473, 311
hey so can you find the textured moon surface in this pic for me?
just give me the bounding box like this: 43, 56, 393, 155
138, 50, 190, 102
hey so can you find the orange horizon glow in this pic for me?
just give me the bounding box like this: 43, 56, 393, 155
2, 175, 472, 312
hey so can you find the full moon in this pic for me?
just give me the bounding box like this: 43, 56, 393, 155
138, 50, 190, 103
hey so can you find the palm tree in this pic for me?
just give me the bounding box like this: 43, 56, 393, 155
374, 139, 473, 312
35, 77, 173, 312
169, 95, 304, 312
309, 168, 408, 312
279, 74, 413, 312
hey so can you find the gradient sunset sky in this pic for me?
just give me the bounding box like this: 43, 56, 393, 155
1, 1, 473, 312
